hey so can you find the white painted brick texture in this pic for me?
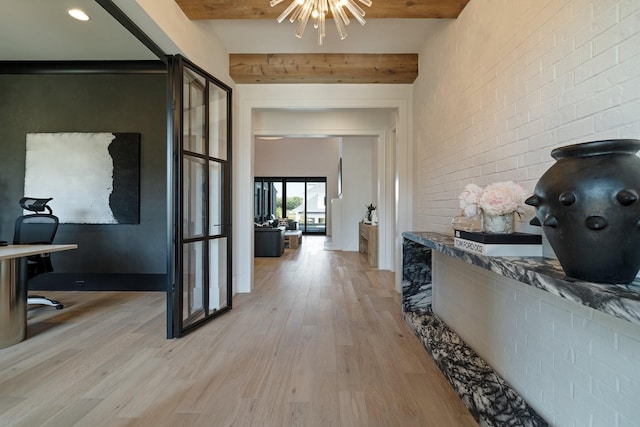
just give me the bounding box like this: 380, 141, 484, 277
413, 0, 640, 234
416, 0, 640, 424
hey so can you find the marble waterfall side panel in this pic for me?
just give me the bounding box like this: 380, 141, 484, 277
402, 238, 432, 313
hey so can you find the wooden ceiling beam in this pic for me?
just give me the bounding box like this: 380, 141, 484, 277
229, 53, 418, 84
175, 0, 469, 20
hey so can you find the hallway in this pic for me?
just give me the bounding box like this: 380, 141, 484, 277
0, 236, 476, 426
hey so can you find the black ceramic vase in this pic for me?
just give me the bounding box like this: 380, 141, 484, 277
526, 139, 640, 284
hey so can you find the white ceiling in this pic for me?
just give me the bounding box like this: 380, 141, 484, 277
0, 0, 157, 60
206, 18, 450, 54
0, 0, 452, 60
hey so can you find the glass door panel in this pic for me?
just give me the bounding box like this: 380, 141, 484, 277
209, 161, 223, 236
262, 184, 269, 222
306, 181, 326, 233
183, 68, 206, 155
273, 182, 283, 219
183, 155, 205, 238
182, 241, 205, 327
254, 182, 262, 223
208, 85, 228, 160
285, 181, 305, 227
208, 238, 228, 312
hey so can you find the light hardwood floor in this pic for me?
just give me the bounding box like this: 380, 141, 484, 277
0, 236, 477, 427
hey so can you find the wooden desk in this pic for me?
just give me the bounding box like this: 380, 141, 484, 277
358, 222, 378, 268
0, 244, 77, 348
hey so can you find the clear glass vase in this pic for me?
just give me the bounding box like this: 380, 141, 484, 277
451, 214, 482, 232
482, 212, 514, 234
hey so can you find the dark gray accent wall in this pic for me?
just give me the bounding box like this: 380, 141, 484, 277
0, 73, 167, 274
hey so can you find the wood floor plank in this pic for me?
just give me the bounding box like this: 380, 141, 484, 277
40, 398, 103, 427
338, 390, 370, 426
0, 236, 476, 427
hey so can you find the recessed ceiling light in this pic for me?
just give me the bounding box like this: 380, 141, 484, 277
68, 8, 90, 21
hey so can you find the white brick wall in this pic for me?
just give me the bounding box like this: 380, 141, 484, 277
414, 0, 640, 424
413, 0, 640, 234
433, 253, 640, 426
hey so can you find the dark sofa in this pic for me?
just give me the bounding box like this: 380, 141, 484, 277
254, 226, 285, 257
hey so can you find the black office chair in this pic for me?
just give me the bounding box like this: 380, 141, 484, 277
13, 197, 63, 309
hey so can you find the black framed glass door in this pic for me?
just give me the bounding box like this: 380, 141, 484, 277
168, 55, 232, 337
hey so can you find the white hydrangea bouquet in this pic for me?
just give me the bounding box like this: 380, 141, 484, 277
459, 181, 529, 217
457, 181, 529, 233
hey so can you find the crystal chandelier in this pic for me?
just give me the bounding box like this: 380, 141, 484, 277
270, 0, 372, 45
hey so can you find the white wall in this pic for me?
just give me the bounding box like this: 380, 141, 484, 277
254, 137, 339, 233
253, 109, 394, 135
341, 136, 375, 251
330, 198, 343, 248
415, 0, 640, 424
371, 136, 379, 208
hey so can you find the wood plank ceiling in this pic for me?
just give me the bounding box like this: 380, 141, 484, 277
175, 0, 470, 83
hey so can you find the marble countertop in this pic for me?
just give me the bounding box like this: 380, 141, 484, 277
403, 231, 640, 326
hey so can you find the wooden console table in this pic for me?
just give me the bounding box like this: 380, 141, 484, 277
358, 222, 378, 268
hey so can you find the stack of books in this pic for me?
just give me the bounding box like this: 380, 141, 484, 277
453, 230, 542, 257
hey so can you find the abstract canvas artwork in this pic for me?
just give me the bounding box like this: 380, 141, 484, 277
24, 132, 140, 224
